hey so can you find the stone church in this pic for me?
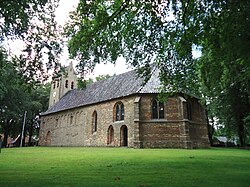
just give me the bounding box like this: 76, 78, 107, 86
39, 63, 209, 148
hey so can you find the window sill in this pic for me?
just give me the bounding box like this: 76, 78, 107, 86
114, 120, 125, 124
151, 118, 166, 121
142, 119, 169, 123
141, 119, 192, 123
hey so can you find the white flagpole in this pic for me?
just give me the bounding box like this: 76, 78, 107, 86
20, 111, 27, 147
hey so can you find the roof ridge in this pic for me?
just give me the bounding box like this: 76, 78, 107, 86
42, 67, 162, 115
85, 68, 137, 87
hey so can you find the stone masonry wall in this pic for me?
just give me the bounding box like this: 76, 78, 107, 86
40, 96, 138, 147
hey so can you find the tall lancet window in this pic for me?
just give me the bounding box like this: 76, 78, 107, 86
92, 111, 97, 133
152, 99, 165, 119
114, 102, 125, 121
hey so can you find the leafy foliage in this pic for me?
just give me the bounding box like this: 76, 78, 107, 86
78, 74, 111, 89
0, 0, 47, 40
65, 0, 250, 145
77, 78, 94, 89
0, 0, 61, 145
0, 48, 50, 147
95, 74, 111, 81
0, 0, 63, 83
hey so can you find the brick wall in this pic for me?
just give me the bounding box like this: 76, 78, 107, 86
138, 95, 209, 148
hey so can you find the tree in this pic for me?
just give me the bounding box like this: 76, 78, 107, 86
77, 74, 111, 89
77, 78, 94, 89
0, 0, 62, 147
0, 48, 50, 147
65, 1, 250, 146
95, 74, 111, 81
0, 0, 63, 83
0, 0, 47, 40
0, 48, 27, 147
23, 83, 50, 146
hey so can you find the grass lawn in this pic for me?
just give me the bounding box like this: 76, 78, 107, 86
0, 147, 249, 187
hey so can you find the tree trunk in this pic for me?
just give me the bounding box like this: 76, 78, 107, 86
237, 119, 245, 147
205, 108, 214, 146
2, 120, 10, 147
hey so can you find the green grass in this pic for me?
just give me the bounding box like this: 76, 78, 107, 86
0, 147, 249, 187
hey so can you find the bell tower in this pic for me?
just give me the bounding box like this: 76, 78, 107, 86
49, 62, 78, 108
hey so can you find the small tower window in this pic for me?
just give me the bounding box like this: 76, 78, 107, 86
71, 82, 74, 89
152, 99, 165, 119
65, 80, 68, 88
53, 82, 56, 89
57, 81, 59, 88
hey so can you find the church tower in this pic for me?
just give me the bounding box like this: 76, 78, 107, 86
49, 62, 78, 108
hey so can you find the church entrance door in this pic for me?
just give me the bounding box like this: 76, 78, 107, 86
120, 125, 128, 147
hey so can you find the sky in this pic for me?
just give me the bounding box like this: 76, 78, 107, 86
55, 0, 132, 79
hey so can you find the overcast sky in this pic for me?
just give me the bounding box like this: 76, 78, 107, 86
55, 0, 132, 79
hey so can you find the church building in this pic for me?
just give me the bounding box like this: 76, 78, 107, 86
39, 63, 209, 148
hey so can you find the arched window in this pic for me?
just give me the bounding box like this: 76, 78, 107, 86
53, 82, 56, 89
121, 104, 124, 120
114, 102, 125, 121
92, 111, 97, 133
57, 81, 59, 88
152, 99, 158, 119
71, 81, 74, 89
107, 125, 114, 145
152, 99, 165, 119
159, 102, 164, 119
65, 80, 68, 88
116, 104, 120, 121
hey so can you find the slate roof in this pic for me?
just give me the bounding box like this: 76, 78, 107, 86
43, 68, 161, 115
